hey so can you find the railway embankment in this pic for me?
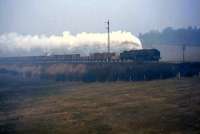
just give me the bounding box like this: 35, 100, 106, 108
0, 62, 200, 82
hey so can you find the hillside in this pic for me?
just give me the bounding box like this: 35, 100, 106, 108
0, 78, 200, 134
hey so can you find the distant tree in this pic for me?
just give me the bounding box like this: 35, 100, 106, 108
139, 27, 200, 47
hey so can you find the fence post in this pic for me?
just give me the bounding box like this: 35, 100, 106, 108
177, 72, 181, 80
144, 74, 146, 81
160, 74, 162, 79
129, 75, 132, 81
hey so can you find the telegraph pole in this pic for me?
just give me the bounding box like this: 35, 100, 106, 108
182, 44, 186, 63
106, 20, 110, 60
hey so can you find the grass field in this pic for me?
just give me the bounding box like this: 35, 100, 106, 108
0, 78, 200, 134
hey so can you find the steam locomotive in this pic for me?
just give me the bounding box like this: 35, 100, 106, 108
120, 49, 160, 62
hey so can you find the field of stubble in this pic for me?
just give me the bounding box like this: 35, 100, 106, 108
0, 78, 200, 134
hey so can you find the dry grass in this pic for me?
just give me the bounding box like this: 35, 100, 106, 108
0, 78, 200, 134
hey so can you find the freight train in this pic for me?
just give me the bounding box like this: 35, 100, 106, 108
0, 49, 160, 63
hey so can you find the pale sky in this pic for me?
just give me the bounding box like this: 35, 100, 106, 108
0, 0, 199, 35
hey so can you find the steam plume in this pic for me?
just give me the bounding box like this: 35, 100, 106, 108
0, 31, 142, 57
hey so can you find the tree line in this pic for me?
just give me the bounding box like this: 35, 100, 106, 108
139, 27, 200, 46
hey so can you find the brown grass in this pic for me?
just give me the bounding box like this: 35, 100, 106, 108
0, 78, 200, 134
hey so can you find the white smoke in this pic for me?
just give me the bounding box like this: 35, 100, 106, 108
0, 31, 142, 57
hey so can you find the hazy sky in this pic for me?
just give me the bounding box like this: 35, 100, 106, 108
0, 0, 199, 35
